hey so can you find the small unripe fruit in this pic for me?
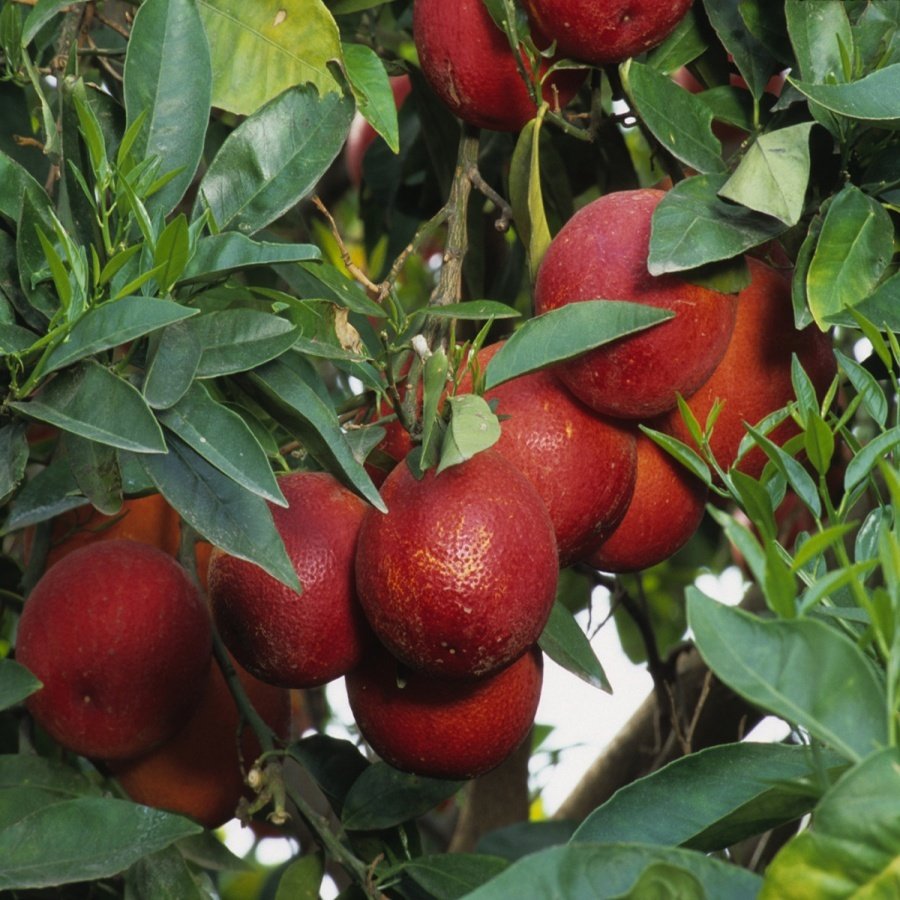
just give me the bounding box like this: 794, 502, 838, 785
16, 540, 212, 761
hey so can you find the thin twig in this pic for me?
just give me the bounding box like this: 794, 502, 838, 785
466, 164, 513, 232
312, 195, 381, 295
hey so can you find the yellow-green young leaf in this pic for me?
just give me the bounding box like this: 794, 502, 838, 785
509, 115, 551, 281
197, 0, 342, 116
275, 854, 324, 900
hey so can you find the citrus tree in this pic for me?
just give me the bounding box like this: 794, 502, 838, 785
1, 0, 899, 897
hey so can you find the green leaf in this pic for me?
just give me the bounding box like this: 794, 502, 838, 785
484, 301, 674, 389
126, 845, 207, 900
154, 214, 191, 291
805, 184, 894, 329
789, 65, 900, 123
142, 321, 202, 410
0, 755, 101, 798
0, 659, 41, 711
249, 357, 386, 512
419, 347, 450, 472
341, 763, 463, 831
183, 309, 298, 377
342, 43, 399, 153
718, 124, 813, 225
610, 862, 705, 900
195, 84, 353, 235
645, 7, 708, 73
790, 523, 857, 573
538, 602, 611, 693
287, 734, 370, 816
9, 361, 167, 453
280, 261, 385, 319
843, 427, 900, 493
123, 0, 212, 215
626, 61, 724, 175
196, 0, 343, 116
59, 431, 122, 515
509, 117, 551, 281
760, 749, 900, 899
574, 742, 844, 852
158, 382, 286, 505
648, 174, 788, 275
476, 821, 578, 861
275, 854, 324, 900
179, 233, 320, 282
21, 0, 87, 44
133, 436, 298, 589
402, 854, 510, 900
0, 323, 39, 356
42, 297, 198, 374
687, 588, 888, 762
436, 394, 501, 475
461, 843, 761, 899
785, 0, 852, 83
701, 0, 776, 99
0, 420, 28, 500
640, 427, 712, 486
0, 796, 201, 890
423, 301, 520, 320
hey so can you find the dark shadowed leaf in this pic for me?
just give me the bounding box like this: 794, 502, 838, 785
402, 854, 510, 900
0, 660, 41, 711
287, 734, 370, 815
126, 845, 206, 900
0, 796, 201, 890
142, 321, 202, 410
275, 853, 324, 900
484, 302, 674, 389
688, 588, 887, 762
0, 420, 28, 500
475, 820, 578, 861
341, 763, 463, 831
539, 602, 611, 693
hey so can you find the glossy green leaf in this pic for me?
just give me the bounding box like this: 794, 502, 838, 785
744, 423, 821, 518
611, 862, 704, 900
423, 301, 520, 320
626, 61, 724, 175
275, 854, 324, 900
641, 426, 712, 486
281, 261, 385, 318
21, 0, 87, 44
16, 189, 58, 323
123, 0, 211, 215
760, 748, 900, 899
342, 42, 399, 153
9, 361, 167, 453
0, 420, 28, 500
837, 270, 900, 332
287, 734, 370, 815
142, 321, 202, 410
196, 0, 342, 116
509, 117, 551, 281
0, 659, 41, 711
843, 427, 900, 493
419, 347, 449, 472
718, 124, 813, 225
484, 301, 674, 389
0, 150, 50, 227
43, 297, 198, 374
195, 85, 353, 235
126, 845, 206, 900
0, 796, 201, 890
341, 763, 463, 831
702, 0, 776, 99
0, 755, 100, 798
687, 588, 888, 762
2, 459, 84, 533
648, 174, 787, 275
154, 215, 190, 291
463, 843, 762, 900
59, 430, 122, 515
403, 854, 510, 900
179, 233, 319, 282
249, 357, 386, 511
790, 523, 857, 573
805, 184, 893, 329
0, 323, 38, 355
575, 742, 843, 851
646, 7, 708, 73
133, 436, 299, 590
785, 0, 851, 83
158, 382, 285, 505
538, 602, 611, 693
436, 394, 501, 475
476, 821, 578, 861
183, 309, 298, 378
789, 65, 900, 123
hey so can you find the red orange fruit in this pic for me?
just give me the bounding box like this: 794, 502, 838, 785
16, 540, 212, 760
208, 471, 370, 689
347, 643, 544, 779
355, 450, 558, 679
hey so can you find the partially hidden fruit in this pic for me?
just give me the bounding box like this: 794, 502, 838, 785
413, 0, 584, 131
657, 258, 836, 480
355, 450, 558, 679
16, 540, 212, 761
460, 343, 637, 566
534, 189, 738, 419
209, 471, 370, 688
523, 0, 692, 65
347, 643, 543, 779
109, 657, 291, 830
587, 430, 707, 572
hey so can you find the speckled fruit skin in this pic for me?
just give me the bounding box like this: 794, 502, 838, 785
16, 540, 212, 761
347, 643, 543, 779
413, 0, 585, 131
657, 258, 836, 480
587, 431, 707, 572
209, 471, 370, 689
355, 450, 558, 679
534, 189, 738, 419
460, 343, 637, 566
109, 658, 290, 830
523, 0, 693, 65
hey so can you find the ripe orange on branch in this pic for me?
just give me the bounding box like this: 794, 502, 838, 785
355, 450, 558, 679
16, 540, 212, 761
347, 643, 543, 780
209, 471, 371, 689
